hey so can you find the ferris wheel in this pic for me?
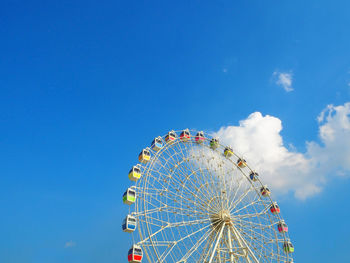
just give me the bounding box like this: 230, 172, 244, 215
122, 129, 294, 263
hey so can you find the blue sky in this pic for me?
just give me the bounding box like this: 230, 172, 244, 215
1, 0, 350, 262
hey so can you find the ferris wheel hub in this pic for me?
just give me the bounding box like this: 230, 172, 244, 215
210, 209, 232, 228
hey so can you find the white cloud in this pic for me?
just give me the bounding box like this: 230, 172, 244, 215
213, 102, 350, 200
64, 240, 76, 248
273, 71, 293, 92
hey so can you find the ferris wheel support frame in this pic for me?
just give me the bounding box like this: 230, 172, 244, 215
230, 224, 259, 263
227, 225, 236, 263
208, 224, 225, 263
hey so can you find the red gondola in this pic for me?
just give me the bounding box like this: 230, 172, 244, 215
180, 129, 191, 142
270, 202, 280, 214
128, 245, 143, 263
195, 131, 205, 143
277, 220, 288, 233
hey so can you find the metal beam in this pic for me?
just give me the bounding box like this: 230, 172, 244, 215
208, 224, 225, 263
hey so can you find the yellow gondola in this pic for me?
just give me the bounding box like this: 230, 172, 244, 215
165, 130, 177, 144
283, 241, 294, 253
138, 148, 151, 164
224, 146, 234, 157
128, 164, 142, 181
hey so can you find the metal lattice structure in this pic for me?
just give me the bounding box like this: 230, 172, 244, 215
122, 129, 294, 263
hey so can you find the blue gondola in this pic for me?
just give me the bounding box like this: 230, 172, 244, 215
249, 172, 259, 181
122, 215, 137, 233
151, 136, 163, 151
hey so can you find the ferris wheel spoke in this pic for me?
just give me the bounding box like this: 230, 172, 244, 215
141, 175, 211, 216
139, 183, 205, 215
227, 176, 247, 212
234, 219, 275, 231
176, 227, 215, 262
234, 223, 283, 263
150, 221, 214, 262
233, 226, 272, 251
232, 199, 262, 216
233, 206, 268, 220
166, 218, 211, 228
165, 154, 218, 207
149, 154, 216, 211
228, 184, 255, 212
179, 144, 222, 205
